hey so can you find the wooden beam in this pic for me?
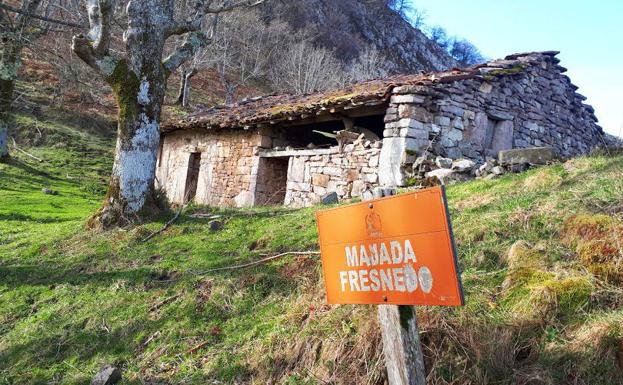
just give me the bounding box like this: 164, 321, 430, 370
279, 103, 388, 128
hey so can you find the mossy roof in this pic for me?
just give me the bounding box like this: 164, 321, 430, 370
162, 51, 560, 133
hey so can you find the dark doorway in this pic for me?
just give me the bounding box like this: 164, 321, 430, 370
255, 157, 289, 205
485, 118, 514, 156
184, 152, 201, 203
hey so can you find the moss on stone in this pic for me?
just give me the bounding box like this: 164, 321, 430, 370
484, 64, 526, 81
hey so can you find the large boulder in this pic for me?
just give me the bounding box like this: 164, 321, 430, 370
499, 147, 554, 165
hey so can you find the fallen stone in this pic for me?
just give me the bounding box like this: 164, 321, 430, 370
491, 166, 505, 175
91, 365, 121, 385
360, 189, 374, 201
499, 147, 554, 165
208, 220, 224, 231
425, 168, 457, 185
412, 155, 433, 174
509, 163, 528, 173
42, 188, 58, 195
505, 240, 534, 270
321, 192, 339, 205
477, 163, 490, 175
435, 156, 453, 169
373, 187, 396, 199
451, 159, 476, 173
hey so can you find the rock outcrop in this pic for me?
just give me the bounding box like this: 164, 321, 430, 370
259, 0, 457, 73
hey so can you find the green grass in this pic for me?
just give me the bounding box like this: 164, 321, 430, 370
1, 107, 623, 384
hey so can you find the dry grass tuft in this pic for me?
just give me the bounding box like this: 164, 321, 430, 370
562, 214, 623, 284
454, 192, 497, 211
523, 169, 563, 192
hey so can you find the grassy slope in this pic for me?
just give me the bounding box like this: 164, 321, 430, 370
1, 105, 623, 384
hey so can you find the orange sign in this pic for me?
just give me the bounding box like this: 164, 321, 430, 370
315, 186, 464, 306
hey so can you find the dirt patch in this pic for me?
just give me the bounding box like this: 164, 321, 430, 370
195, 278, 213, 311
278, 254, 319, 280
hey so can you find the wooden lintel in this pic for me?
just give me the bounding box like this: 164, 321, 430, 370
258, 148, 335, 158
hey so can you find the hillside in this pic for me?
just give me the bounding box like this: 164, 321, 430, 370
1, 99, 622, 384
258, 0, 458, 73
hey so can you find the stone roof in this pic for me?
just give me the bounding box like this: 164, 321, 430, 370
162, 51, 562, 133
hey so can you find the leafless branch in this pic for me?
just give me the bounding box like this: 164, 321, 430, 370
201, 0, 265, 15
141, 205, 185, 242
71, 0, 119, 76
194, 251, 320, 275
86, 0, 114, 57
0, 2, 84, 29
10, 137, 44, 162
163, 31, 210, 75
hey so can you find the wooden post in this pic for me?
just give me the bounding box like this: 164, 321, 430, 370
378, 305, 426, 385
371, 187, 427, 385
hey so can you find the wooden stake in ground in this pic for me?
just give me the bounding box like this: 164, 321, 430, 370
369, 188, 427, 385
378, 305, 426, 385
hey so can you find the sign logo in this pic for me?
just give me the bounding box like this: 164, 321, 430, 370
365, 210, 382, 238
315, 186, 464, 306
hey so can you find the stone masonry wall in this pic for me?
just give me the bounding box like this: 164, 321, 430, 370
283, 144, 381, 208
379, 52, 605, 187
156, 129, 262, 207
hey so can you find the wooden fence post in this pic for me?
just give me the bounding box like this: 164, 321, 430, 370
371, 187, 427, 385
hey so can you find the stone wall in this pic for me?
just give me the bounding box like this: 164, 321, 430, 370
379, 51, 605, 187
283, 144, 381, 208
156, 129, 262, 207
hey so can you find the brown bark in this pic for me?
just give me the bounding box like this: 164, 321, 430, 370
0, 77, 14, 162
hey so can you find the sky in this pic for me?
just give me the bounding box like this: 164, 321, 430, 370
410, 0, 623, 136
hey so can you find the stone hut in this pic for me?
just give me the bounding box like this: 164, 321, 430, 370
157, 51, 607, 208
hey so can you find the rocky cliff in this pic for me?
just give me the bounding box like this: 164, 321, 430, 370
260, 0, 458, 73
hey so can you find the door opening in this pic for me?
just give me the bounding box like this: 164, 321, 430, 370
255, 157, 289, 205
184, 152, 201, 203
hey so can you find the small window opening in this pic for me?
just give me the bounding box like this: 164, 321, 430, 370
184, 152, 201, 203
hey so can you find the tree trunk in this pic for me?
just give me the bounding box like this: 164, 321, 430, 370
0, 47, 20, 162
224, 80, 237, 105
182, 69, 196, 107
175, 69, 187, 105
174, 68, 196, 107
88, 2, 169, 228
0, 78, 14, 162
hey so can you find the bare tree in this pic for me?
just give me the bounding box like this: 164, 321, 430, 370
425, 25, 485, 66
428, 25, 449, 50
175, 10, 285, 107
270, 40, 346, 95
348, 47, 388, 82
449, 38, 485, 66
1, 1, 48, 161
71, 0, 263, 228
